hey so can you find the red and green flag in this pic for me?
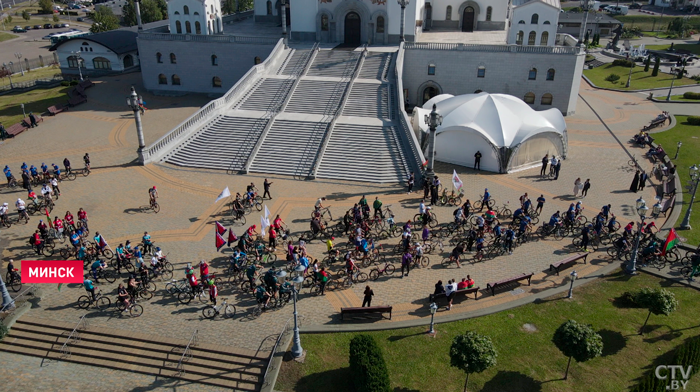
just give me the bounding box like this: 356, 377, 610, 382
661, 228, 680, 256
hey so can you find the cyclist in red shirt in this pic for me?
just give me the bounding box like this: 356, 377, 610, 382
273, 215, 285, 231
269, 226, 277, 249
77, 208, 89, 231
246, 224, 257, 238
187, 270, 199, 293
198, 260, 210, 282
208, 280, 218, 305
64, 211, 75, 230
53, 216, 64, 237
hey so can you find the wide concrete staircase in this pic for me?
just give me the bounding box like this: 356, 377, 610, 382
0, 316, 268, 390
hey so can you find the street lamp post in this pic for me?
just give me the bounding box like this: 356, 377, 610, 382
134, 0, 144, 31
675, 141, 682, 160
290, 265, 306, 359
423, 104, 442, 183
627, 197, 649, 275
577, 0, 592, 47
71, 51, 83, 81
126, 86, 146, 164
14, 53, 24, 76
280, 0, 287, 47
2, 64, 12, 89
428, 302, 438, 334
397, 0, 410, 42
566, 270, 578, 298
625, 61, 633, 88
680, 164, 699, 230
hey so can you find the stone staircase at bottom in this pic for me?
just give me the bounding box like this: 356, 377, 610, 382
0, 316, 268, 391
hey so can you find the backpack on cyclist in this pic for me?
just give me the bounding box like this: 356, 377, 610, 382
454, 208, 461, 217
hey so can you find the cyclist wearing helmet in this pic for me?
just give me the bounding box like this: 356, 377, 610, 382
480, 188, 491, 212
51, 163, 61, 179
208, 279, 218, 305
142, 231, 152, 254
15, 198, 28, 221
149, 186, 158, 204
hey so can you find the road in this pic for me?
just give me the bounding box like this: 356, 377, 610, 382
0, 24, 89, 67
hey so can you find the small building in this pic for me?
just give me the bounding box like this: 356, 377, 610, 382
556, 11, 622, 39
506, 0, 560, 46
50, 30, 140, 77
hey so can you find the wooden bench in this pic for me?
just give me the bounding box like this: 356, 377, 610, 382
429, 287, 480, 306
5, 122, 27, 137
658, 195, 676, 217
341, 305, 392, 321
643, 118, 667, 131
79, 79, 94, 89
23, 115, 43, 126
486, 273, 534, 296
74, 84, 87, 98
652, 150, 667, 163
47, 103, 67, 116
663, 180, 676, 196
549, 253, 588, 276
68, 95, 87, 107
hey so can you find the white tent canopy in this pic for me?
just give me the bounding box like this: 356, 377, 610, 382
413, 92, 568, 173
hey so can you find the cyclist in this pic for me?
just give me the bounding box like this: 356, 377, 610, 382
314, 197, 327, 215
479, 188, 491, 212
512, 207, 524, 222
263, 267, 279, 298
94, 231, 107, 255
613, 236, 631, 255
37, 220, 48, 238
474, 214, 485, 235
255, 284, 272, 309
141, 231, 152, 253
186, 268, 199, 293
535, 194, 546, 215
547, 211, 561, 231
64, 211, 75, 231
51, 176, 61, 196
198, 260, 210, 282
77, 208, 88, 231
133, 246, 144, 269
606, 214, 619, 233
148, 186, 158, 205
624, 222, 634, 238
208, 279, 218, 305
454, 205, 465, 224
484, 208, 497, 227
504, 227, 516, 255
0, 202, 9, 225
29, 165, 38, 180
20, 162, 27, 172
41, 183, 53, 200
522, 197, 532, 215
51, 163, 61, 179
450, 244, 465, 268
70, 230, 81, 250
601, 204, 612, 222
475, 234, 485, 257
580, 224, 591, 252
84, 278, 97, 302
346, 255, 359, 282
127, 275, 139, 301
117, 283, 130, 309
115, 243, 127, 268
565, 203, 576, 223
493, 222, 503, 238
640, 241, 662, 267
40, 163, 49, 180
53, 216, 64, 238
154, 246, 165, 262
689, 253, 700, 282
373, 197, 383, 218
3, 165, 12, 185
83, 153, 91, 171
63, 157, 71, 174
91, 258, 106, 283
246, 263, 261, 291
326, 236, 334, 255
518, 214, 532, 241
31, 230, 43, 254
272, 214, 286, 232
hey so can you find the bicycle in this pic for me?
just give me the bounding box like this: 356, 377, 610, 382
251, 297, 278, 318
680, 265, 700, 280
369, 260, 396, 281
116, 298, 144, 317
229, 206, 246, 225
342, 270, 368, 288
144, 199, 160, 213
311, 206, 333, 221
202, 297, 236, 319
60, 170, 77, 181
310, 279, 338, 295
496, 202, 512, 220
413, 210, 438, 228
628, 155, 639, 168
441, 253, 466, 267
166, 278, 190, 295
0, 213, 12, 228
77, 289, 111, 310
177, 285, 210, 305
93, 268, 117, 284
474, 195, 496, 211
6, 269, 22, 292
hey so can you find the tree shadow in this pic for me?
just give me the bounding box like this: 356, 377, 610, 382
293, 367, 353, 392
481, 370, 542, 392
387, 331, 426, 342
598, 329, 626, 357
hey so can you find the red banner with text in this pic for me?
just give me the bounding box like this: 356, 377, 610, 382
21, 260, 84, 284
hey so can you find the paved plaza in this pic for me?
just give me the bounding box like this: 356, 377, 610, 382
0, 71, 691, 390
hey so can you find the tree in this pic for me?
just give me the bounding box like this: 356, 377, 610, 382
90, 6, 120, 33
53, 14, 59, 22
22, 10, 31, 21
635, 288, 678, 335
583, 31, 590, 46
349, 335, 391, 392
651, 57, 660, 77
644, 56, 651, 72
6, 15, 12, 24
552, 320, 603, 380
667, 17, 690, 38
155, 0, 168, 19
450, 331, 497, 392
122, 0, 164, 26
39, 0, 53, 14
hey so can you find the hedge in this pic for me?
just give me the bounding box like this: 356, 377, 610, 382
682, 92, 700, 100
687, 116, 700, 126
612, 59, 636, 68
349, 334, 391, 392
630, 336, 700, 392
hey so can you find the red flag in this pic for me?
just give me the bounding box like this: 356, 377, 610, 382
228, 229, 238, 246
45, 208, 53, 228
216, 232, 226, 251
661, 228, 680, 256
99, 235, 108, 249
215, 221, 227, 236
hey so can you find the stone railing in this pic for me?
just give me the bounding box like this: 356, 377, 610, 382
138, 32, 279, 45
556, 33, 579, 47
394, 42, 426, 177
404, 42, 582, 55
142, 38, 285, 164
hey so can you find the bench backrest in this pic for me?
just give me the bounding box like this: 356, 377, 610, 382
558, 253, 586, 264
662, 195, 675, 211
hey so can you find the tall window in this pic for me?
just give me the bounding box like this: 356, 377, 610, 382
158, 74, 167, 85
267, 0, 272, 15
528, 68, 537, 80
211, 55, 218, 66
195, 21, 202, 34
321, 14, 329, 31
540, 31, 549, 46
93, 57, 111, 70
156, 52, 162, 63
528, 31, 536, 45
428, 64, 435, 75
486, 7, 492, 22
183, 5, 189, 14
176, 21, 182, 34
516, 31, 524, 45
377, 16, 385, 33
524, 92, 535, 104
212, 76, 222, 88
67, 56, 79, 68
541, 93, 553, 105
531, 14, 538, 24
547, 68, 555, 81
170, 53, 177, 64
172, 75, 181, 85
477, 66, 485, 78
446, 6, 452, 20
186, 21, 192, 34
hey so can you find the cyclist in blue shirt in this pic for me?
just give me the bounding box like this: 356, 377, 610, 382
30, 165, 38, 178
523, 198, 532, 214
548, 211, 561, 227
607, 214, 618, 232
505, 228, 516, 254
519, 215, 531, 237
493, 222, 502, 238
41, 163, 48, 178
479, 188, 491, 211
70, 231, 81, 248
91, 259, 106, 282
20, 162, 27, 171
513, 207, 524, 220
535, 195, 546, 214
52, 163, 61, 178
4, 167, 12, 184
601, 204, 612, 221
84, 279, 96, 301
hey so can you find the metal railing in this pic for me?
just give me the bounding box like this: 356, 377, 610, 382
404, 42, 582, 55
262, 316, 299, 390
394, 43, 426, 178
60, 314, 89, 358
141, 38, 285, 164
138, 32, 280, 45
0, 75, 65, 92
174, 329, 198, 376
2, 53, 59, 74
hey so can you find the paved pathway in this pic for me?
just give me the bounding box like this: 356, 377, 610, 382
0, 74, 690, 390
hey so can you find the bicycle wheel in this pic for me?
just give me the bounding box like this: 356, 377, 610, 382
67, 172, 77, 181
9, 278, 21, 292
202, 306, 217, 319
255, 196, 263, 204
607, 247, 618, 258
255, 202, 263, 212
221, 304, 234, 318
178, 292, 193, 304
41, 246, 55, 257
665, 250, 680, 264
326, 280, 338, 291
369, 269, 380, 281
130, 304, 143, 317
96, 297, 111, 311
420, 256, 430, 267
441, 258, 452, 268
302, 276, 315, 289
1, 218, 12, 228
117, 301, 127, 312
198, 292, 209, 304
77, 295, 91, 309
160, 270, 174, 280
554, 228, 564, 241
139, 289, 154, 300
103, 270, 117, 283
680, 266, 693, 279
153, 203, 160, 213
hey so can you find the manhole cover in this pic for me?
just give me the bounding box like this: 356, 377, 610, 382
510, 288, 525, 295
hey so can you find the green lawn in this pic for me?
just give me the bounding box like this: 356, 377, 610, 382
668, 95, 700, 102
277, 271, 700, 392
1, 66, 63, 86
0, 85, 69, 126
583, 64, 698, 90
0, 32, 18, 42
651, 116, 700, 245
645, 44, 700, 56
615, 15, 700, 32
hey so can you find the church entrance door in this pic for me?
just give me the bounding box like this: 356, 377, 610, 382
462, 6, 474, 32
344, 12, 361, 46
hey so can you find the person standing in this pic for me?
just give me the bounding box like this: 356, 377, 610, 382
582, 179, 591, 197
474, 151, 482, 171
373, 197, 383, 218
407, 172, 414, 194
263, 178, 272, 199
401, 250, 412, 277
630, 170, 640, 193
445, 279, 457, 310
573, 178, 582, 197
638, 171, 648, 191
535, 194, 545, 215
554, 159, 562, 180
540, 154, 549, 177
362, 286, 374, 307
28, 112, 38, 128
0, 122, 6, 141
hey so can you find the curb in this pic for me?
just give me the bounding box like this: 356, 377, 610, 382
582, 74, 700, 93
1, 302, 31, 330
650, 98, 700, 104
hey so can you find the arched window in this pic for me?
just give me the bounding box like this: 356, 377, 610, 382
185, 21, 192, 34
516, 31, 524, 45
528, 68, 537, 80
528, 31, 536, 45
477, 66, 485, 78
172, 74, 181, 85
474, 89, 483, 93
321, 14, 329, 31
211, 55, 218, 66
174, 11, 180, 15
547, 68, 555, 81
267, 0, 272, 15
377, 16, 385, 33
524, 92, 535, 104
518, 20, 525, 24
531, 14, 539, 24
183, 5, 189, 14
158, 74, 167, 85
486, 6, 492, 22
541, 93, 553, 105
93, 57, 111, 70
446, 5, 452, 20
540, 31, 549, 46
428, 64, 436, 75
156, 52, 162, 63
195, 21, 202, 34
67, 56, 79, 68
543, 21, 551, 25
194, 12, 199, 15
170, 53, 177, 64
212, 76, 222, 88
422, 86, 438, 105
123, 54, 134, 68
176, 21, 182, 34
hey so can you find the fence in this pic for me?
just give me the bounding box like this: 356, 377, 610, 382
394, 42, 426, 179
0, 75, 65, 92
262, 316, 299, 391
59, 314, 89, 358
404, 42, 582, 55
174, 329, 198, 376
2, 53, 60, 75
138, 32, 280, 45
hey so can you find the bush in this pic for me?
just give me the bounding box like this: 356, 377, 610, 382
688, 116, 700, 125
631, 336, 700, 392
605, 74, 621, 83
683, 92, 700, 100
69, 80, 79, 86
349, 335, 391, 392
60, 81, 71, 86
0, 320, 7, 340
613, 59, 636, 68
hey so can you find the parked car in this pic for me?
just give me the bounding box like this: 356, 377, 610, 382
76, 17, 84, 22
629, 2, 642, 9
33, 25, 43, 29
70, 4, 81, 8
24, 25, 32, 30
44, 23, 53, 29
11, 26, 26, 33
53, 23, 62, 28
61, 23, 70, 27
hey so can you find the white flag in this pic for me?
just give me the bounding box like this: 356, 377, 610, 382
261, 215, 269, 237
214, 187, 231, 203
452, 170, 463, 192
264, 205, 271, 220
